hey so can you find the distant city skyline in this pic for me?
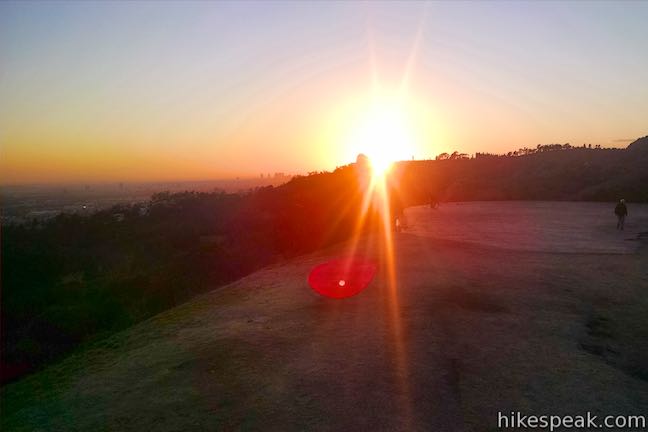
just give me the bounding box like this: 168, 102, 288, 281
1, 1, 647, 184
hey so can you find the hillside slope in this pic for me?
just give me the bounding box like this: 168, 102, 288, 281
3, 202, 647, 431
4, 137, 647, 385
392, 138, 648, 204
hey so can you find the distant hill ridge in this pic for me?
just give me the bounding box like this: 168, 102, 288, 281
626, 135, 648, 153
385, 134, 648, 203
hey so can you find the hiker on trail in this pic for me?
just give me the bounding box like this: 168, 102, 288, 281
614, 199, 628, 230
391, 191, 405, 232
429, 193, 439, 209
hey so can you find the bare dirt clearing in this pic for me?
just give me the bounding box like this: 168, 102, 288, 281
2, 202, 647, 431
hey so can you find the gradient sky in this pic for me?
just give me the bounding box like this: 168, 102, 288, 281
1, 1, 647, 184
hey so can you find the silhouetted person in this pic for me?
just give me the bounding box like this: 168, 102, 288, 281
429, 193, 439, 209
389, 183, 405, 232
614, 199, 628, 230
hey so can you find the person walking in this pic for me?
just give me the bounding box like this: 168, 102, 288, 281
614, 199, 628, 230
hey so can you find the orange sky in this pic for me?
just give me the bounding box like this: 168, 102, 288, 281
1, 2, 647, 184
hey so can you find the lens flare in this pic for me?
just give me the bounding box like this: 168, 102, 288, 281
308, 258, 377, 299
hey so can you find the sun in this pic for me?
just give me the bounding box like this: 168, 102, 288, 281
346, 98, 416, 177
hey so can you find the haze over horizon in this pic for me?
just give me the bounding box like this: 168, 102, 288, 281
1, 1, 647, 184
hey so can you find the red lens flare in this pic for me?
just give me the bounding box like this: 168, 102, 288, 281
308, 258, 377, 299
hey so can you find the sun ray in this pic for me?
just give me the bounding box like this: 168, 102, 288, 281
399, 2, 429, 97
352, 8, 432, 424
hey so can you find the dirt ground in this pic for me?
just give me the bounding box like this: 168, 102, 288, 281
2, 202, 647, 431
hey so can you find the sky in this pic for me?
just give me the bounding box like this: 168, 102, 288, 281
1, 1, 647, 184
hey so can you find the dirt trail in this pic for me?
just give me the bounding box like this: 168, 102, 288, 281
2, 202, 647, 431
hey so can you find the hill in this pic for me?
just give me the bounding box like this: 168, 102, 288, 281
2, 202, 647, 431
3, 136, 647, 385
390, 141, 648, 204
626, 135, 648, 153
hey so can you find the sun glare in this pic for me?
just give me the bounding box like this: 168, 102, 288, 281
346, 98, 416, 177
